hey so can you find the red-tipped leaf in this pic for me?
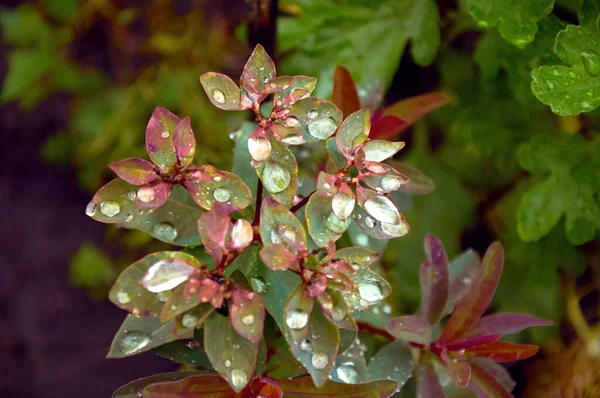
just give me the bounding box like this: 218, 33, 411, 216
109, 158, 158, 185
145, 107, 180, 170
135, 181, 173, 209
445, 334, 502, 351
386, 315, 432, 345
460, 341, 539, 362
469, 362, 514, 398
415, 359, 444, 398
442, 350, 472, 387
462, 314, 553, 339
383, 92, 450, 132
260, 243, 298, 271
419, 234, 449, 324
369, 114, 408, 139
230, 288, 265, 343
172, 117, 195, 169
332, 65, 360, 118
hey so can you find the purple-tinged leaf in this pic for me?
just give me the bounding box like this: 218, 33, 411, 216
460, 341, 539, 362
336, 109, 370, 157
203, 203, 231, 250
256, 138, 298, 206
204, 311, 258, 392
198, 214, 224, 265
369, 115, 408, 139
332, 65, 361, 118
440, 242, 504, 343
87, 179, 138, 224
109, 252, 202, 317
259, 198, 306, 245
284, 285, 314, 343
230, 289, 265, 343
145, 107, 180, 171
136, 181, 172, 209
388, 161, 435, 195
462, 314, 553, 339
361, 140, 405, 162
469, 358, 515, 392
109, 158, 158, 186
285, 97, 343, 142
285, 301, 340, 388
140, 373, 237, 397
317, 171, 338, 197
112, 371, 205, 398
107, 314, 194, 358
469, 362, 514, 398
445, 335, 501, 351
197, 278, 223, 307
366, 340, 414, 390
442, 350, 472, 387
260, 243, 298, 271
415, 359, 444, 398
306, 193, 350, 247
279, 377, 396, 397
419, 234, 449, 325
160, 283, 201, 322
172, 117, 195, 169
386, 315, 432, 345
200, 72, 251, 111
241, 44, 276, 96
184, 165, 253, 212
443, 249, 481, 316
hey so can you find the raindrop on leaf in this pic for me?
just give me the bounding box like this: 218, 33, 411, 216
230, 369, 248, 391
286, 309, 309, 330
581, 50, 600, 77
336, 363, 359, 384
363, 196, 400, 225
250, 277, 268, 294
364, 216, 375, 229
137, 186, 155, 203
100, 201, 120, 217
212, 89, 226, 104
308, 117, 337, 140
311, 352, 329, 370
126, 191, 136, 201
120, 331, 151, 355
181, 313, 197, 328
160, 131, 170, 139
381, 175, 403, 192
140, 259, 195, 293
213, 188, 231, 203
300, 339, 312, 352
224, 359, 232, 368
116, 290, 131, 304
308, 110, 319, 119
358, 279, 383, 303
153, 222, 178, 242
248, 137, 272, 162
332, 192, 355, 220
327, 212, 350, 234
262, 162, 291, 193
85, 202, 97, 217
242, 314, 255, 326
285, 116, 300, 127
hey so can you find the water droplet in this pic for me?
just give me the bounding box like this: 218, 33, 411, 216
307, 117, 337, 140
126, 191, 136, 201
181, 313, 197, 328
157, 291, 169, 302
233, 343, 240, 350
213, 188, 231, 203
382, 303, 392, 314
137, 186, 155, 203
100, 201, 120, 217
336, 363, 359, 383
262, 162, 291, 193
363, 196, 400, 224
116, 291, 131, 304
248, 137, 272, 162
380, 220, 408, 237
153, 222, 178, 242
85, 202, 97, 217
120, 331, 151, 355
160, 131, 170, 139
300, 339, 312, 352
242, 314, 255, 326
141, 258, 195, 293
212, 89, 226, 104
285, 116, 300, 127
311, 352, 329, 370
283, 229, 296, 242
231, 219, 253, 249
581, 50, 600, 77
327, 212, 350, 234
224, 359, 232, 368
286, 309, 309, 330
364, 216, 375, 228
308, 110, 319, 119
332, 305, 347, 322
332, 192, 355, 220
230, 369, 248, 391
281, 135, 305, 145
358, 280, 383, 303
250, 277, 268, 294
213, 176, 222, 182
381, 175, 403, 192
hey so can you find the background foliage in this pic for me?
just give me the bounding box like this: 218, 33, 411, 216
2, 0, 600, 396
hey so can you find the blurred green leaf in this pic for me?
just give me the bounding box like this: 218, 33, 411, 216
70, 243, 116, 288
1, 49, 55, 104
0, 4, 52, 46
41, 0, 78, 21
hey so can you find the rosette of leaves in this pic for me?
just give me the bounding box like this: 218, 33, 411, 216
380, 235, 551, 396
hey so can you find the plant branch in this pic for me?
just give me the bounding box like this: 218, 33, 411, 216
356, 321, 395, 341
290, 191, 315, 213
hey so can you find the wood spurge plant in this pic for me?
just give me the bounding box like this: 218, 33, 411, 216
87, 45, 551, 397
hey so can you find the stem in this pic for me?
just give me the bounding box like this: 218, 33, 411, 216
253, 178, 263, 226
356, 321, 396, 341
290, 191, 315, 213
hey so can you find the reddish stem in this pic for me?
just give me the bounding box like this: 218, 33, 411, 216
356, 321, 396, 341
290, 191, 315, 213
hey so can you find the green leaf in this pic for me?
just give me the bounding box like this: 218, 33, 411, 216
306, 193, 349, 247
285, 97, 343, 142
204, 311, 258, 392
41, 0, 78, 21
152, 339, 212, 368
256, 138, 298, 205
112, 371, 206, 398
278, 0, 440, 96
260, 198, 307, 245
0, 5, 52, 46
367, 340, 415, 391
69, 243, 115, 288
107, 314, 194, 358
200, 72, 251, 111
1, 49, 55, 104
285, 302, 340, 388
109, 251, 202, 317
516, 133, 600, 244
232, 122, 259, 196
532, 13, 600, 115
184, 165, 253, 212
336, 109, 370, 157
467, 0, 554, 48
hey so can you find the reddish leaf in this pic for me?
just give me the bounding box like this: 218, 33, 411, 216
184, 165, 253, 212
278, 377, 397, 397
419, 235, 449, 325
141, 374, 238, 397
442, 350, 472, 387
241, 44, 276, 96
383, 92, 450, 130
173, 116, 196, 169
415, 360, 444, 398
250, 377, 283, 398
369, 114, 409, 139
443, 249, 481, 316
204, 204, 231, 249
469, 358, 515, 392
440, 242, 504, 343
109, 158, 158, 185
386, 315, 432, 345
445, 334, 501, 351
460, 341, 539, 362
230, 288, 265, 343
462, 314, 553, 339
469, 363, 514, 398
200, 72, 251, 111
332, 65, 360, 118
316, 171, 338, 197
198, 214, 224, 265
146, 107, 180, 171
136, 181, 173, 209
260, 243, 298, 271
